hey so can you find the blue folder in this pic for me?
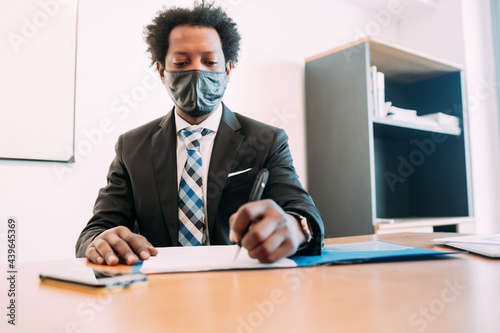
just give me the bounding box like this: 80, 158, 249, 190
291, 240, 464, 266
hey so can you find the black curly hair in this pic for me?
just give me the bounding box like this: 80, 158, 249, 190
143, 1, 241, 67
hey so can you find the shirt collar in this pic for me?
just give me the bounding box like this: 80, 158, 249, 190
174, 103, 223, 134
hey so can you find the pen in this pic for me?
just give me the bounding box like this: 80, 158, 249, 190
233, 168, 269, 260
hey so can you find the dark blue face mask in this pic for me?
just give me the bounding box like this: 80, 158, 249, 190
163, 69, 228, 118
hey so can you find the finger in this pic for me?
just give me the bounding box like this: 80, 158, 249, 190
241, 213, 284, 251
146, 244, 158, 256
229, 211, 248, 243
100, 233, 138, 265
137, 235, 158, 256
93, 238, 120, 265
247, 226, 287, 261
230, 199, 275, 242
117, 229, 152, 261
85, 246, 105, 265
263, 242, 296, 263
248, 233, 295, 263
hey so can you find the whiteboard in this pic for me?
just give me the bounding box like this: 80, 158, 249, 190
0, 0, 78, 162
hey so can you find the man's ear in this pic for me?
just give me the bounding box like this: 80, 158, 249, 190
156, 61, 165, 83
226, 61, 233, 80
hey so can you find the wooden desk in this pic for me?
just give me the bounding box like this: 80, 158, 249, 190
2, 233, 499, 333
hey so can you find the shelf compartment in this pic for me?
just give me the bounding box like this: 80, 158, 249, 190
373, 126, 469, 219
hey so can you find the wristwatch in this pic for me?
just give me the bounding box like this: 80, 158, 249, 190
287, 212, 313, 248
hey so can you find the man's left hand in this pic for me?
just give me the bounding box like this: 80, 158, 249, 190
229, 199, 306, 263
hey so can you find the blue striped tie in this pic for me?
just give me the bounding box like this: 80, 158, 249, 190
178, 128, 212, 246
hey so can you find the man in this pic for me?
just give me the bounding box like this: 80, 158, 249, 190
76, 1, 324, 265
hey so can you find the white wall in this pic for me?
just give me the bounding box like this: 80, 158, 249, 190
393, 0, 467, 66
0, 0, 498, 263
0, 0, 373, 263
461, 0, 500, 234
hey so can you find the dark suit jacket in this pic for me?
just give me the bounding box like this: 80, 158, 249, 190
76, 104, 324, 257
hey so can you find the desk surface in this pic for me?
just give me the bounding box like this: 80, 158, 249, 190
2, 233, 499, 333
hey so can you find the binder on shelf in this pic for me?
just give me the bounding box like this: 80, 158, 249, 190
376, 71, 386, 117
371, 66, 378, 116
370, 66, 386, 117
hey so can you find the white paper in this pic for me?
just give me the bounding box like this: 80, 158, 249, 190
420, 112, 460, 126
140, 245, 297, 274
433, 234, 500, 245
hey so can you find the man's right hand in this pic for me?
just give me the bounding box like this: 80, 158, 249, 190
85, 226, 158, 265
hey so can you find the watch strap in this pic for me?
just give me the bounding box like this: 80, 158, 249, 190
287, 212, 313, 247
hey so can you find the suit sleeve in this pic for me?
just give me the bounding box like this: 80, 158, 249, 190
75, 135, 137, 257
262, 129, 324, 255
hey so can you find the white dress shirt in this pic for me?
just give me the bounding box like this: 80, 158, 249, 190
174, 103, 223, 244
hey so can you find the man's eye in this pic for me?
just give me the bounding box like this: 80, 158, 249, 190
174, 62, 188, 67
206, 61, 218, 66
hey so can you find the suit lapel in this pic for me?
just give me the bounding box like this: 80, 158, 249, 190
207, 104, 245, 238
151, 109, 178, 246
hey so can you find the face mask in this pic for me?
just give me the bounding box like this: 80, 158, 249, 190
163, 69, 228, 118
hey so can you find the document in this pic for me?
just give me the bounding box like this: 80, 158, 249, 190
140, 245, 297, 274
433, 234, 500, 258
139, 241, 461, 274
433, 234, 500, 245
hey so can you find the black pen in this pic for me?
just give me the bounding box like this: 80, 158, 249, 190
233, 168, 269, 260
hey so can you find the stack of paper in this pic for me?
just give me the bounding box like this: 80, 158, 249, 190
421, 112, 459, 126
420, 112, 460, 131
381, 104, 461, 133
385, 104, 436, 126
433, 234, 500, 258
386, 104, 418, 119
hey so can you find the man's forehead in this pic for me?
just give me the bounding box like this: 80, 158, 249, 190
168, 24, 223, 52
